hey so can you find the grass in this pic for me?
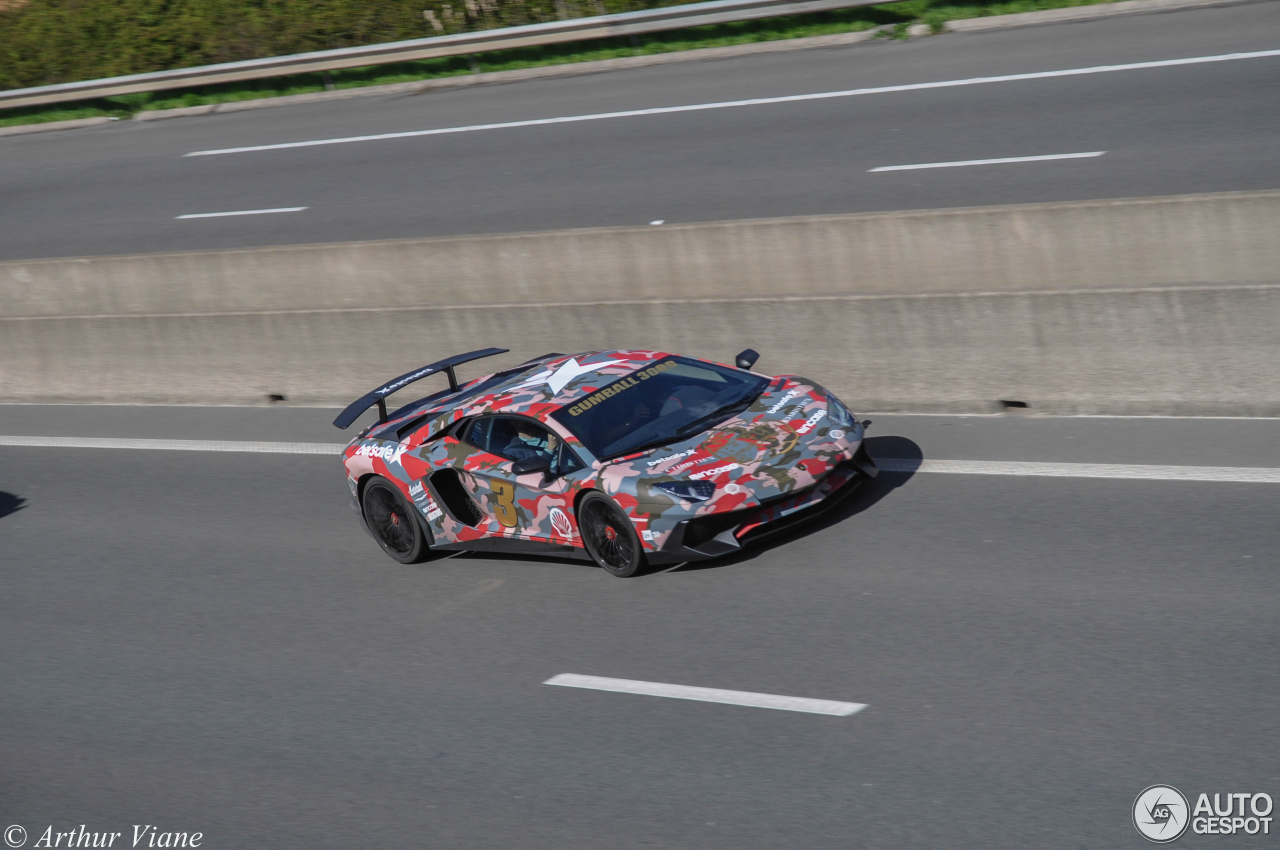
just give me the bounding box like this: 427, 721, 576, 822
914, 0, 1115, 28
0, 0, 1121, 130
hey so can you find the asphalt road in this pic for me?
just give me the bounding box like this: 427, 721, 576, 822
2, 2, 1279, 261
3, 405, 1278, 848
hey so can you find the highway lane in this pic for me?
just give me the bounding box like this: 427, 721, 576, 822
6, 403, 1280, 465
2, 407, 1278, 848
2, 2, 1278, 260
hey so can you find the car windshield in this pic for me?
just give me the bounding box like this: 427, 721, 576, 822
551, 356, 768, 460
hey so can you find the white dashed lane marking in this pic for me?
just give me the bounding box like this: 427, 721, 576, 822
544, 674, 867, 716
2, 437, 1279, 482
176, 207, 308, 219
869, 151, 1105, 172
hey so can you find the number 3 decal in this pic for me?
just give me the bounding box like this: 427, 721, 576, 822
490, 480, 519, 528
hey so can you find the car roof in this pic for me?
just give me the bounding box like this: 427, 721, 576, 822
473, 350, 673, 418
376, 350, 677, 437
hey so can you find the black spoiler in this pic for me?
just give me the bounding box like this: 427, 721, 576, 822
332, 347, 509, 429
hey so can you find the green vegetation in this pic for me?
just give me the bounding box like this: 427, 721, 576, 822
0, 0, 1119, 129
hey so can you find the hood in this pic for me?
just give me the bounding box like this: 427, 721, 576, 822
602, 378, 862, 509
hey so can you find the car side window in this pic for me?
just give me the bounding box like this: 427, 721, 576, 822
556, 441, 585, 476
465, 416, 585, 476
463, 417, 493, 453
466, 416, 555, 462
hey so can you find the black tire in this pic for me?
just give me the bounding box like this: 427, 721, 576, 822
362, 477, 432, 564
577, 491, 646, 577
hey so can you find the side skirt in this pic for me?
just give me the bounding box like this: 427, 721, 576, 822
431, 536, 594, 561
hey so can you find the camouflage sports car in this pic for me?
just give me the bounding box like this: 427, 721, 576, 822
334, 347, 878, 577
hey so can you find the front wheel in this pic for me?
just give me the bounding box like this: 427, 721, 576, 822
577, 491, 646, 577
362, 477, 432, 564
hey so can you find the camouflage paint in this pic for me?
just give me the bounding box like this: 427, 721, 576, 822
341, 350, 866, 560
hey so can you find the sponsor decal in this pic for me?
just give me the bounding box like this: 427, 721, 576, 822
767, 389, 801, 415
549, 507, 574, 539
668, 459, 703, 475
724, 483, 744, 495
830, 429, 846, 440
566, 360, 678, 416
376, 365, 437, 395
666, 453, 729, 476
355, 442, 409, 464
641, 529, 657, 542
796, 410, 826, 435
408, 480, 443, 521
646, 448, 698, 469
690, 463, 738, 480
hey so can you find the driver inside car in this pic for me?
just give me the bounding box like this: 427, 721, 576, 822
503, 422, 556, 462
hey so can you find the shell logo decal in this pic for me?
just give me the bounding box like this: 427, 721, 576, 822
549, 507, 574, 540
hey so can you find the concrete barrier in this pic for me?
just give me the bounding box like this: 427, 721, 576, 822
1, 190, 1277, 415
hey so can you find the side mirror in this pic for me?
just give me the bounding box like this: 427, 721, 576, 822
511, 455, 552, 476
735, 349, 760, 370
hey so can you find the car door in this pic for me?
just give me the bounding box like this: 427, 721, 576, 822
460, 415, 584, 543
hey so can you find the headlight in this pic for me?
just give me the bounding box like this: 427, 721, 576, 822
827, 394, 858, 429
653, 481, 716, 502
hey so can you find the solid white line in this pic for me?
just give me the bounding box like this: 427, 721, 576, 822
870, 151, 1105, 172
877, 458, 1280, 483
184, 49, 1280, 157
861, 412, 1280, 420
176, 207, 307, 219
2, 437, 1277, 481
0, 435, 343, 454
544, 674, 866, 715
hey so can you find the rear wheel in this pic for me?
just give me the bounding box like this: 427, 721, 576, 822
577, 491, 645, 577
362, 477, 431, 564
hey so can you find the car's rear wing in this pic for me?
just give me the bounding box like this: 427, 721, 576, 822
332, 347, 510, 429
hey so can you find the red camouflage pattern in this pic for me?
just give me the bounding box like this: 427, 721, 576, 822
341, 350, 870, 561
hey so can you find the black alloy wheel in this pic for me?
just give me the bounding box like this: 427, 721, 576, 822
362, 478, 432, 564
577, 491, 646, 577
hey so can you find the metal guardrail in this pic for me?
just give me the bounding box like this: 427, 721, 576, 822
0, 0, 896, 110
